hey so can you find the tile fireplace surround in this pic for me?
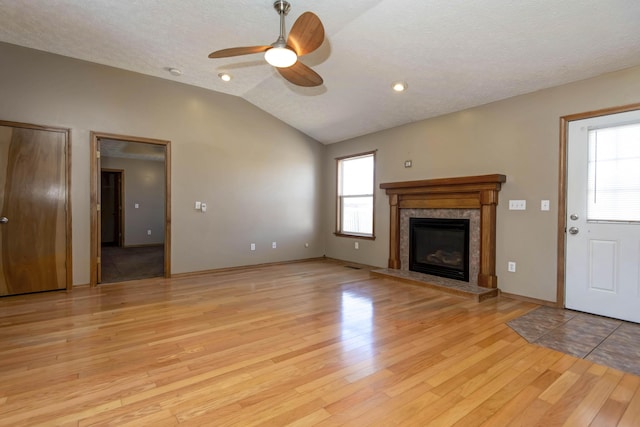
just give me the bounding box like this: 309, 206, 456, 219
379, 174, 506, 294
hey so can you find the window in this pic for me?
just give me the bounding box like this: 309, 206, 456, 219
336, 151, 375, 237
587, 122, 640, 222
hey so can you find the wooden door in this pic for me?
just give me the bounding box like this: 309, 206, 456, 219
0, 122, 71, 296
565, 109, 640, 323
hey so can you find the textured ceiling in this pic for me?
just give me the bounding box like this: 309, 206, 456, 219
0, 0, 639, 144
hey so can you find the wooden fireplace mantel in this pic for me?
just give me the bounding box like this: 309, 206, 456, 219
380, 174, 506, 288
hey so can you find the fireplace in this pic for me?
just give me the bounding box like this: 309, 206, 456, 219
380, 174, 506, 289
409, 218, 470, 281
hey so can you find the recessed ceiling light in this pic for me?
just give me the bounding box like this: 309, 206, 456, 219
218, 73, 232, 82
392, 81, 408, 92
168, 68, 183, 77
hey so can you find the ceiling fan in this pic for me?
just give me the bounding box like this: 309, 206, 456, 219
208, 0, 325, 87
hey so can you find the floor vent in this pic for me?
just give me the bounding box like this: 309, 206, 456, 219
345, 265, 361, 270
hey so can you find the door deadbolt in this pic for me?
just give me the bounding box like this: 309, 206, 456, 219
570, 214, 579, 221
569, 227, 579, 235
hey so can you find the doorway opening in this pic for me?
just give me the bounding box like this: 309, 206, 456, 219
90, 132, 171, 285
101, 170, 123, 247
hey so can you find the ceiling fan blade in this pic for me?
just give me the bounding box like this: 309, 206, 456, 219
277, 61, 323, 87
208, 46, 271, 59
287, 12, 324, 56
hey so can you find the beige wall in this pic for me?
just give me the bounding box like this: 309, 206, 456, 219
2, 41, 639, 302
101, 156, 166, 246
0, 42, 325, 284
324, 65, 640, 303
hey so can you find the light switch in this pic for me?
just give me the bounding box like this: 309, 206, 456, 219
201, 203, 207, 212
134, 203, 139, 209
195, 201, 201, 210
509, 200, 526, 210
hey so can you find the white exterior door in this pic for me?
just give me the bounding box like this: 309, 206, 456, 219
566, 110, 640, 323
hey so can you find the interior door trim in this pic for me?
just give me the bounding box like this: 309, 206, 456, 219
557, 102, 640, 307
0, 120, 72, 292
90, 132, 171, 286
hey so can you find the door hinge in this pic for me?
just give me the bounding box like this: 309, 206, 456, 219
97, 204, 101, 212
97, 257, 101, 264
96, 151, 101, 159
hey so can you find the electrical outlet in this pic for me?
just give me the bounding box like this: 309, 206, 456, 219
508, 261, 516, 272
354, 242, 359, 250
509, 200, 526, 210
250, 243, 256, 251
147, 229, 151, 236
272, 241, 277, 249
541, 200, 550, 211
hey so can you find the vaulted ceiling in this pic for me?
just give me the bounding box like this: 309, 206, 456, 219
0, 0, 639, 144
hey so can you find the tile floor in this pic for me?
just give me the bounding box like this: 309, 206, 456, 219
508, 306, 640, 376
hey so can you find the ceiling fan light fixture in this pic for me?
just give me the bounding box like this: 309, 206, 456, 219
218, 72, 232, 82
264, 46, 297, 68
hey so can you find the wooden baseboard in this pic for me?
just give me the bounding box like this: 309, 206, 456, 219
499, 291, 560, 307
121, 243, 164, 248
322, 257, 380, 271
170, 257, 329, 279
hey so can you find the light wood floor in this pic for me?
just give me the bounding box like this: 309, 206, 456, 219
0, 260, 639, 426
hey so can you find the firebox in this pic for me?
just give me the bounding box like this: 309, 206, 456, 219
409, 218, 470, 282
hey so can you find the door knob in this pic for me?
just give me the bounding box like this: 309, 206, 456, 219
569, 227, 579, 235
0, 217, 8, 224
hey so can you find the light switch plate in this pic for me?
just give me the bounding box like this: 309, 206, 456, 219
541, 200, 550, 211
509, 200, 526, 210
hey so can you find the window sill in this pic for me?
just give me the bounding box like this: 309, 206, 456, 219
334, 232, 376, 240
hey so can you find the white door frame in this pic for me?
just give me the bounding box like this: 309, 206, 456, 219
557, 102, 640, 307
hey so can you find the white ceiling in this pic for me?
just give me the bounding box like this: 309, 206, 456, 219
0, 0, 639, 144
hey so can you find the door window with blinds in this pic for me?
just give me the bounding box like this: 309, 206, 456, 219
587, 122, 640, 222
336, 151, 375, 238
